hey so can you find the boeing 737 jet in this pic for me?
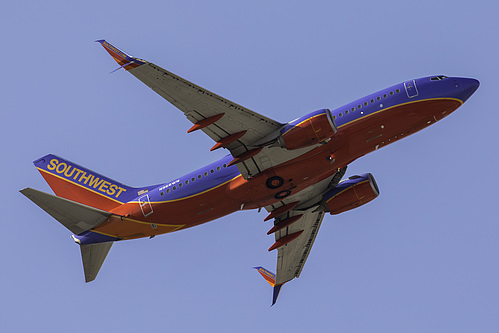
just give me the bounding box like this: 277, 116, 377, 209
21, 40, 479, 305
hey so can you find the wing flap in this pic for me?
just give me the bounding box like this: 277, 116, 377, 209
264, 168, 347, 286
127, 62, 282, 145
275, 210, 326, 285
98, 41, 332, 179
20, 188, 111, 235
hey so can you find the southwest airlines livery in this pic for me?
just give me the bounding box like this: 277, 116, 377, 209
21, 40, 479, 305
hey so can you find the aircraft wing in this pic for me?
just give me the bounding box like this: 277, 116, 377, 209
97, 41, 282, 172
274, 209, 326, 285
97, 40, 317, 179
262, 167, 346, 304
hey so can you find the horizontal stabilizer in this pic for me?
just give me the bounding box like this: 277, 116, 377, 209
81, 242, 113, 282
20, 188, 111, 235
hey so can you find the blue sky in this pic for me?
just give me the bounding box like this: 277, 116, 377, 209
2, 1, 498, 332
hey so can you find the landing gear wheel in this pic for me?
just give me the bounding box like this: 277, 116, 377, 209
266, 176, 284, 189
274, 190, 291, 199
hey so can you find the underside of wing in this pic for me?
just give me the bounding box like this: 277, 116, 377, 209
97, 40, 321, 179
264, 167, 347, 286
127, 62, 282, 146
274, 209, 326, 285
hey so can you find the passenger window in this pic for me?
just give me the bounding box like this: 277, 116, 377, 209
185, 180, 189, 185
160, 191, 164, 196
351, 107, 355, 112
339, 113, 343, 117
198, 175, 202, 179
204, 172, 208, 176
370, 99, 374, 104
390, 91, 394, 95
377, 96, 381, 101
333, 115, 336, 120
167, 189, 171, 194
358, 104, 362, 109
217, 166, 221, 171
179, 183, 183, 188
383, 94, 387, 98
223, 164, 227, 168
210, 169, 214, 174
173, 186, 177, 190
364, 102, 368, 106
191, 177, 196, 182
396, 89, 400, 93
345, 110, 349, 115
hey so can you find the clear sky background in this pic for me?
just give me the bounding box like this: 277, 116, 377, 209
2, 1, 498, 332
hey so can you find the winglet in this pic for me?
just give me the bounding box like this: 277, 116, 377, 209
254, 266, 275, 287
95, 40, 145, 71
272, 284, 284, 306
254, 267, 284, 305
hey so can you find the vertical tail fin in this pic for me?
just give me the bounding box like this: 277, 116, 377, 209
34, 154, 154, 211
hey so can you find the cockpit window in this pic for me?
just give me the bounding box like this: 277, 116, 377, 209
430, 75, 448, 81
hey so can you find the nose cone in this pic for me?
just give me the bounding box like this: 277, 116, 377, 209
457, 77, 479, 103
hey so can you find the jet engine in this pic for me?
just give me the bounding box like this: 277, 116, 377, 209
322, 173, 379, 215
277, 109, 337, 150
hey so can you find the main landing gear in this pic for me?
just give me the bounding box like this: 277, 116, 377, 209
265, 176, 293, 200
266, 176, 284, 189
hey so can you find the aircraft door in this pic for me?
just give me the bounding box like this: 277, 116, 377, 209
138, 194, 153, 217
404, 80, 419, 98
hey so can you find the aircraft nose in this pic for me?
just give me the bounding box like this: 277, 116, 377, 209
457, 77, 479, 103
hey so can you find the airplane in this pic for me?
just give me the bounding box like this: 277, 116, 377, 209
20, 40, 479, 305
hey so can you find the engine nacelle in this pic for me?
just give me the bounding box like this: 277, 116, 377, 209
278, 109, 337, 150
322, 173, 379, 215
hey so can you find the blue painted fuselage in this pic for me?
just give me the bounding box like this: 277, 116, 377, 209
75, 75, 478, 244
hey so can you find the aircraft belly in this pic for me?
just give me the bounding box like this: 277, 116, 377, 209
331, 98, 463, 164
227, 152, 342, 209
93, 185, 243, 239
86, 99, 464, 241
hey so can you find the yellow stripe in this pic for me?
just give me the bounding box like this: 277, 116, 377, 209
39, 167, 241, 205
90, 219, 185, 238
337, 97, 463, 129
282, 113, 325, 136
135, 175, 242, 204
282, 98, 461, 137
325, 180, 370, 204
37, 168, 125, 204
121, 217, 185, 229
89, 230, 120, 238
